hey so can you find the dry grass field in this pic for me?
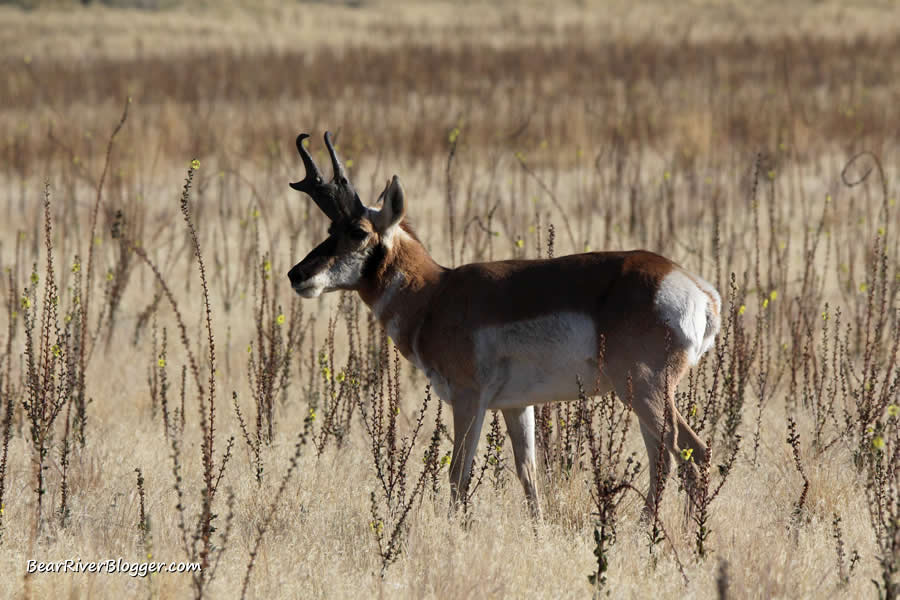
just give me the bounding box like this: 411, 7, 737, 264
1, 1, 899, 598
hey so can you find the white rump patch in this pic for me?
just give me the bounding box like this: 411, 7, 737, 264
654, 270, 720, 365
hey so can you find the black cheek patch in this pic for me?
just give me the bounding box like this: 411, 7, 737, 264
362, 243, 387, 280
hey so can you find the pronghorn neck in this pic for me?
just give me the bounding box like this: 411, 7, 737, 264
358, 224, 445, 358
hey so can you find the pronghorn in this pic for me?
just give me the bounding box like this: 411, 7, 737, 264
287, 132, 721, 518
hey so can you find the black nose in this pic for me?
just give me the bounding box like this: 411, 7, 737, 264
288, 263, 306, 287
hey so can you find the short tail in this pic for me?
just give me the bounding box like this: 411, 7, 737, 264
654, 270, 722, 366
698, 289, 721, 359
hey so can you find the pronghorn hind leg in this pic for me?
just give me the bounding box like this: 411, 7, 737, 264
613, 365, 694, 516
501, 406, 541, 519
676, 412, 708, 467
638, 421, 672, 520
631, 365, 709, 519
674, 409, 708, 519
448, 393, 486, 511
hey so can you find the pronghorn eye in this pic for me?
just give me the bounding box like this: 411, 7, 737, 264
348, 227, 369, 241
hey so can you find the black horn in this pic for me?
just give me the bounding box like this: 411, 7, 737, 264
289, 131, 364, 221
323, 130, 365, 217
324, 131, 348, 185
290, 133, 342, 222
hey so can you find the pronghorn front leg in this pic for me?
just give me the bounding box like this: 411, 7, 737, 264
448, 391, 486, 510
501, 406, 541, 519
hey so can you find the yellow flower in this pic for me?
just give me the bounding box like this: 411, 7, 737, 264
106, 270, 114, 281
71, 262, 81, 273
276, 314, 285, 326
52, 345, 61, 358
21, 296, 31, 310
308, 407, 316, 421
448, 127, 460, 144
767, 170, 776, 180
191, 159, 200, 170
584, 244, 591, 252
336, 371, 346, 383
440, 454, 451, 467
689, 405, 697, 417
859, 282, 868, 293
158, 358, 166, 368
321, 366, 331, 381
822, 311, 829, 321
252, 208, 260, 219
762, 298, 769, 309
887, 405, 899, 418
30, 272, 39, 284
663, 171, 671, 181
738, 305, 746, 316
769, 290, 777, 301
877, 227, 885, 237
872, 436, 885, 450
515, 238, 524, 248
681, 448, 694, 461
263, 260, 271, 273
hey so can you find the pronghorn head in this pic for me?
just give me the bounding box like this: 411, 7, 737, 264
287, 132, 406, 298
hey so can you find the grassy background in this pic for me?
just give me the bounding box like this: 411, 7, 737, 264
0, 1, 898, 598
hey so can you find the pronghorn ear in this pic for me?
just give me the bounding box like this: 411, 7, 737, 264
373, 175, 405, 234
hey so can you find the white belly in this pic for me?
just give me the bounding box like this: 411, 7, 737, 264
473, 312, 606, 409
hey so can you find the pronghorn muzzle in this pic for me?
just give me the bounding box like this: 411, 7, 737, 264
288, 236, 337, 295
